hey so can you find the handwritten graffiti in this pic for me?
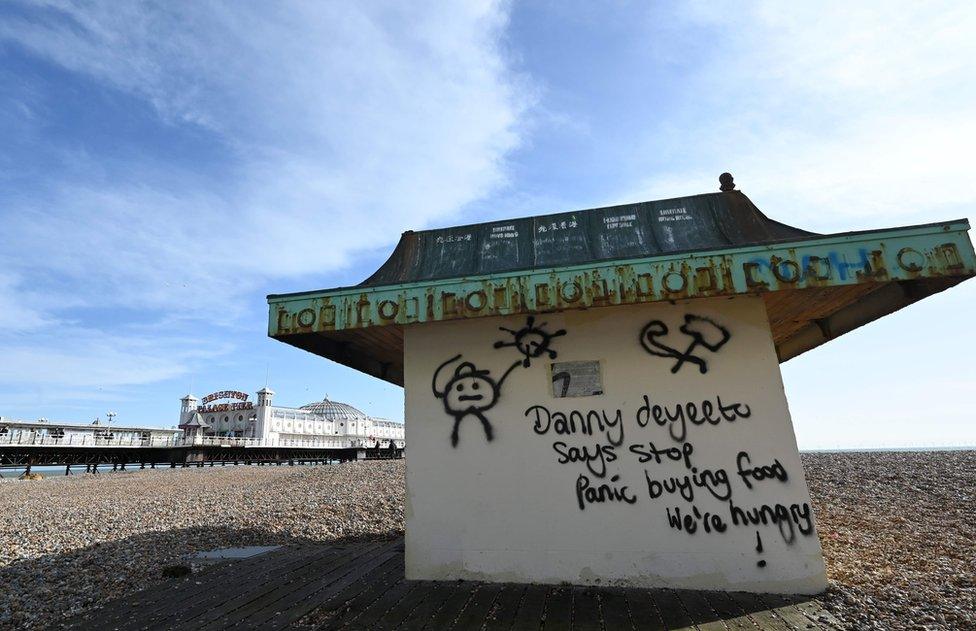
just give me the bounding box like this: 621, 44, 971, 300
432, 355, 520, 447
576, 473, 637, 510
639, 314, 730, 374
636, 394, 751, 442
755, 531, 767, 568
524, 393, 817, 567
494, 315, 566, 367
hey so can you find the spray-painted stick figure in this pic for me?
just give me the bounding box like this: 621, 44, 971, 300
432, 354, 521, 447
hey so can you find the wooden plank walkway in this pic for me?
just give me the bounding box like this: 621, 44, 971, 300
65, 538, 846, 630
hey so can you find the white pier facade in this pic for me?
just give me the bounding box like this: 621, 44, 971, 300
0, 419, 180, 448
178, 388, 405, 451
1, 389, 404, 472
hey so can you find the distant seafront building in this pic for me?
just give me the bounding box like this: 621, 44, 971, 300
178, 388, 405, 450
0, 417, 179, 447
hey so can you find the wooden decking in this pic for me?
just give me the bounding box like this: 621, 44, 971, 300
66, 538, 845, 630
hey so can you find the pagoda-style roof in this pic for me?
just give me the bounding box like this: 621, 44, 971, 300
361, 191, 816, 286
267, 184, 975, 386
178, 412, 208, 430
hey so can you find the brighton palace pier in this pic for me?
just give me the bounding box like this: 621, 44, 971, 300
0, 389, 404, 474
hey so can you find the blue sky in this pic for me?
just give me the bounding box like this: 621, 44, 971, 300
1, 1, 974, 449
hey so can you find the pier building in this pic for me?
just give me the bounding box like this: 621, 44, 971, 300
0, 417, 179, 447
178, 388, 404, 451
267, 174, 975, 595
1, 390, 403, 473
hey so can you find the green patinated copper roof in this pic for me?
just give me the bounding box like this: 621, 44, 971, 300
267, 188, 975, 386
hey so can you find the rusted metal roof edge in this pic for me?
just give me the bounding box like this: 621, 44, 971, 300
268, 219, 970, 303
267, 219, 974, 339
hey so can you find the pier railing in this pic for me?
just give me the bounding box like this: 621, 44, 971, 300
0, 432, 401, 450
183, 436, 374, 449
0, 433, 182, 448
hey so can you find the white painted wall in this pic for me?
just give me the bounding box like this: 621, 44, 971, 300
404, 295, 827, 594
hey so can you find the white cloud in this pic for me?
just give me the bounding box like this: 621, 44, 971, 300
0, 1, 529, 389
0, 272, 58, 332
0, 325, 223, 388
1, 1, 528, 299
621, 1, 976, 231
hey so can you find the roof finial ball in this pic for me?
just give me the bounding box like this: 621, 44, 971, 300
719, 172, 735, 192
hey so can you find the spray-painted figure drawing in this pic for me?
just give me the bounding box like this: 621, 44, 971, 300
494, 315, 567, 367
432, 355, 520, 447
640, 314, 731, 374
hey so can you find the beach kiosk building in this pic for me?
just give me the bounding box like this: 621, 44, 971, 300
267, 175, 974, 594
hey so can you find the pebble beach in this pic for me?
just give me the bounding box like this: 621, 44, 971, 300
1, 452, 973, 630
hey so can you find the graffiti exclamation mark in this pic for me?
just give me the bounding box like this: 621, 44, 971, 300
755, 531, 767, 568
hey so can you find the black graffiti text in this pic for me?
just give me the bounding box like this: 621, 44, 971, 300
526, 404, 625, 446
576, 473, 638, 511
642, 465, 732, 503
728, 500, 814, 544
552, 441, 617, 478
628, 439, 695, 469
636, 394, 751, 442
665, 505, 729, 535
735, 451, 788, 490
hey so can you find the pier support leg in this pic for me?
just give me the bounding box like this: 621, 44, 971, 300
65, 465, 71, 476
140, 462, 145, 469
151, 462, 156, 469
112, 463, 118, 472
92, 464, 98, 474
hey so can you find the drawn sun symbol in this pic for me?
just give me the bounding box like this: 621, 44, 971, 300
494, 315, 567, 367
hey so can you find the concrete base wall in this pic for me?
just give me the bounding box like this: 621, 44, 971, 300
404, 296, 827, 594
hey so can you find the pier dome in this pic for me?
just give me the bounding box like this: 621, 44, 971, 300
299, 397, 368, 420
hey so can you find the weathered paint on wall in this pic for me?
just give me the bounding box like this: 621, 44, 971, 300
269, 220, 973, 335
403, 296, 828, 593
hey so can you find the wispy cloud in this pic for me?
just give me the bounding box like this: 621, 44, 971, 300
619, 1, 976, 230
0, 1, 530, 393
0, 326, 221, 388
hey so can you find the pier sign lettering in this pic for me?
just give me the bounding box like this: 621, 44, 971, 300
198, 390, 254, 413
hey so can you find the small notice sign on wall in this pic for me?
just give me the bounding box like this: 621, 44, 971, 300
550, 360, 604, 398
